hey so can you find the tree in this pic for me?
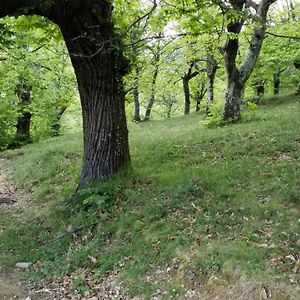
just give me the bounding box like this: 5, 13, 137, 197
0, 0, 131, 189
182, 62, 199, 115
144, 38, 162, 121
222, 0, 277, 121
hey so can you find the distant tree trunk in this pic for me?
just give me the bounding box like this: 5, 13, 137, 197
145, 53, 160, 121
183, 78, 191, 115
273, 72, 280, 95
131, 40, 141, 122
196, 84, 207, 113
167, 103, 173, 118
206, 54, 217, 115
222, 0, 276, 121
196, 100, 201, 113
11, 85, 33, 149
51, 106, 67, 136
256, 81, 265, 97
15, 111, 32, 144
182, 62, 199, 115
294, 61, 300, 94
133, 67, 141, 122
297, 83, 300, 95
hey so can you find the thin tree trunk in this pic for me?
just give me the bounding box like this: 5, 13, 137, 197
51, 107, 67, 136
133, 68, 141, 122
182, 62, 199, 115
167, 103, 173, 118
206, 54, 217, 115
196, 84, 207, 113
196, 101, 201, 113
273, 72, 280, 95
183, 78, 191, 115
256, 81, 265, 97
145, 60, 159, 121
297, 83, 300, 95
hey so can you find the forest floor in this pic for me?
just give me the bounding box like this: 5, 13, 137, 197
0, 95, 300, 299
0, 158, 33, 299
0, 158, 297, 300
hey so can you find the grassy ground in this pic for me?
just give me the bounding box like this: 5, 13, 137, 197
0, 94, 299, 298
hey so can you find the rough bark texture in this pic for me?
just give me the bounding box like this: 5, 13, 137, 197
0, 0, 131, 188
222, 0, 277, 121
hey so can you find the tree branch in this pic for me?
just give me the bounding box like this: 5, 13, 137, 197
0, 0, 51, 18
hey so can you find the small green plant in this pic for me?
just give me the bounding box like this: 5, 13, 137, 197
73, 275, 89, 293
200, 102, 224, 128
241, 101, 260, 122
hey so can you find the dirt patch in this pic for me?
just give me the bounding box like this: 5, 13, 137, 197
0, 158, 33, 213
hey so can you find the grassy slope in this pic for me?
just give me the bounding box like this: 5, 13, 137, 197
0, 95, 299, 298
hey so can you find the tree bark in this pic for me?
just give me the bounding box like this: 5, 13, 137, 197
15, 111, 32, 144
206, 54, 217, 115
14, 84, 32, 147
133, 67, 141, 122
51, 106, 67, 136
273, 72, 280, 95
255, 81, 265, 97
222, 0, 277, 121
223, 76, 243, 120
182, 62, 199, 115
196, 84, 207, 113
58, 9, 130, 188
183, 78, 191, 115
144, 51, 160, 121
0, 0, 131, 188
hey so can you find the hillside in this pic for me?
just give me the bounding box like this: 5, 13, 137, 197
0, 95, 300, 299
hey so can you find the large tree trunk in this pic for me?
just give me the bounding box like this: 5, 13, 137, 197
0, 0, 131, 188
55, 2, 130, 188
58, 16, 130, 187
223, 78, 243, 120
222, 0, 277, 121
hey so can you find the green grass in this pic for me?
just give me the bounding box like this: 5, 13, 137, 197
0, 94, 299, 298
